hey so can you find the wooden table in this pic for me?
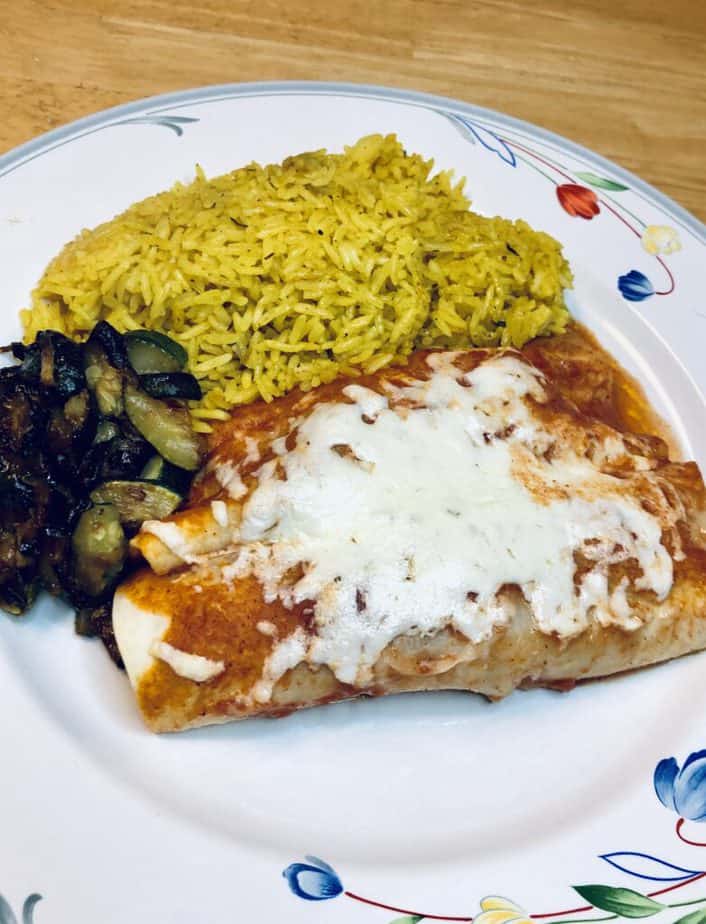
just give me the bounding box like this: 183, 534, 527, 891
1, 0, 704, 222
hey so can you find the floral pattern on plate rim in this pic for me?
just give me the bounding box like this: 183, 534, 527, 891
283, 749, 706, 922
107, 107, 682, 305
443, 113, 680, 303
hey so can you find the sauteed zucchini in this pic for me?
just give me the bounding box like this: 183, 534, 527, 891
90, 481, 182, 527
0, 323, 205, 665
124, 329, 187, 374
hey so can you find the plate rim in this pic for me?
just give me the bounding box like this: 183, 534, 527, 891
1, 79, 704, 244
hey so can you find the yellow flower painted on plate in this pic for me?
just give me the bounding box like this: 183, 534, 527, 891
475, 896, 534, 924
641, 225, 681, 256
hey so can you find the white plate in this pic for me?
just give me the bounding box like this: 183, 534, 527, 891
1, 82, 706, 924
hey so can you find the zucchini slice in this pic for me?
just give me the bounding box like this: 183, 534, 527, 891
125, 330, 187, 374
71, 503, 127, 598
139, 372, 202, 401
140, 455, 193, 495
124, 384, 202, 471
140, 455, 167, 481
90, 480, 181, 524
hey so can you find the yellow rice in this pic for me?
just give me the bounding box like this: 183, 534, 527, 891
23, 134, 572, 430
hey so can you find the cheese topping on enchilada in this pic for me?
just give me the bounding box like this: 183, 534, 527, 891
122, 349, 683, 708
149, 640, 225, 683
208, 352, 675, 692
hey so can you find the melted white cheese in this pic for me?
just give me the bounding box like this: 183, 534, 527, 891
214, 461, 247, 499
221, 353, 674, 696
211, 500, 229, 527
149, 640, 225, 683
251, 629, 307, 704
256, 620, 277, 637
140, 521, 197, 563
140, 512, 236, 567
342, 384, 388, 420
244, 436, 261, 464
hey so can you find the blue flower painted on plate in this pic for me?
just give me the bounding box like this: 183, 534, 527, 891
283, 855, 344, 901
443, 113, 517, 166
282, 755, 706, 916
655, 750, 706, 820
618, 269, 655, 302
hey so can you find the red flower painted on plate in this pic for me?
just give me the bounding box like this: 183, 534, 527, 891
556, 183, 600, 219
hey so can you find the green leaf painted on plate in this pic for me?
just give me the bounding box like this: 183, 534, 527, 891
572, 885, 665, 917
575, 172, 629, 192
672, 909, 706, 924
388, 918, 424, 923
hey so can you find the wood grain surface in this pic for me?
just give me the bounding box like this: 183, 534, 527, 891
0, 0, 704, 221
